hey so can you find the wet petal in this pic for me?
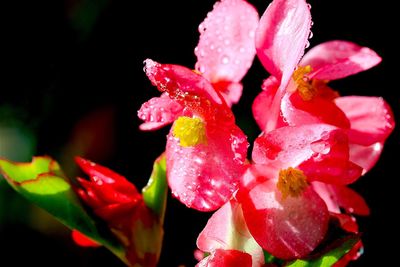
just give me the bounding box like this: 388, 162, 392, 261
138, 93, 183, 131
239, 173, 329, 260
281, 92, 350, 129
301, 40, 381, 80
335, 96, 395, 146
195, 0, 258, 83
212, 81, 243, 106
166, 123, 248, 211
253, 124, 338, 168
256, 0, 311, 89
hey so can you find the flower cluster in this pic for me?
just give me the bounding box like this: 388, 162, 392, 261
0, 0, 394, 266
138, 0, 394, 266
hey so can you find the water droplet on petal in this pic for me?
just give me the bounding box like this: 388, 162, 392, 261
222, 55, 230, 64
305, 41, 310, 49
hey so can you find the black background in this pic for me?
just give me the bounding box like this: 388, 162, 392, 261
0, 0, 397, 266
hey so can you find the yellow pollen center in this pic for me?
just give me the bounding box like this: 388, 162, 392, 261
172, 116, 207, 147
277, 167, 308, 199
292, 65, 317, 101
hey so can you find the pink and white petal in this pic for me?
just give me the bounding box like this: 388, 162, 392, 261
335, 96, 394, 146
282, 92, 350, 129
256, 0, 311, 90
252, 124, 338, 168
312, 181, 340, 213
239, 177, 329, 260
138, 93, 183, 131
349, 142, 383, 173
301, 40, 381, 80
166, 124, 248, 211
144, 59, 224, 106
195, 0, 259, 84
196, 249, 252, 267
197, 200, 264, 266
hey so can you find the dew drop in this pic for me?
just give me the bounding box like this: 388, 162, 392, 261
307, 3, 312, 9
305, 41, 310, 49
309, 31, 313, 39
222, 55, 230, 64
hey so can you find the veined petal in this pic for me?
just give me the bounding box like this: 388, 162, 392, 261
335, 96, 395, 146
197, 200, 264, 267
138, 93, 183, 131
301, 40, 382, 80
166, 123, 248, 211
255, 0, 311, 90
196, 249, 252, 267
238, 170, 329, 260
195, 0, 258, 84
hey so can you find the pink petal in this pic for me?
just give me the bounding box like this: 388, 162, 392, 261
281, 92, 350, 129
138, 93, 183, 131
301, 40, 382, 80
197, 200, 264, 266
144, 59, 224, 106
252, 76, 286, 130
256, 0, 311, 90
312, 182, 369, 216
195, 0, 259, 85
349, 142, 383, 173
166, 124, 248, 211
299, 158, 362, 185
335, 96, 395, 146
212, 81, 243, 106
196, 249, 252, 267
253, 124, 338, 168
238, 170, 329, 260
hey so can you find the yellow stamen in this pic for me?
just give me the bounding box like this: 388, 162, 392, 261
292, 65, 317, 101
172, 116, 207, 147
277, 167, 308, 199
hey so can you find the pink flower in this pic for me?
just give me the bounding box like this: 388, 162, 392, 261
252, 0, 394, 173
138, 0, 259, 131
74, 157, 161, 267
195, 0, 259, 106
142, 60, 248, 211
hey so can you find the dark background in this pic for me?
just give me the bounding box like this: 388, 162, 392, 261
0, 0, 397, 266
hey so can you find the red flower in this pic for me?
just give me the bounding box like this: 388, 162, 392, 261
74, 157, 161, 267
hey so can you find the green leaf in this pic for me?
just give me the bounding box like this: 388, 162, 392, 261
0, 156, 127, 265
142, 153, 168, 222
285, 237, 359, 267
